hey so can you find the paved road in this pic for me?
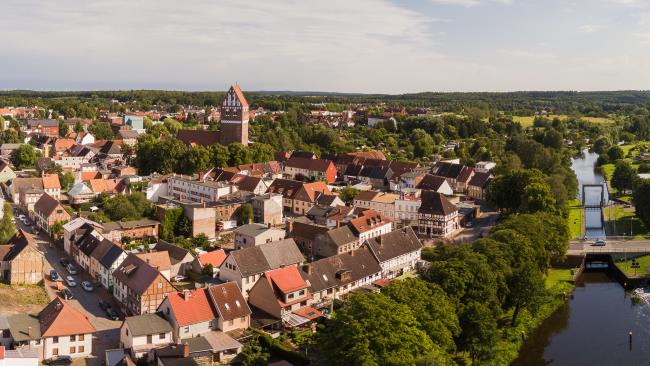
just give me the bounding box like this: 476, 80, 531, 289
11, 205, 120, 366
568, 239, 650, 255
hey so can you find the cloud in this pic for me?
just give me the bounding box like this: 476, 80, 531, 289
578, 24, 600, 33
500, 49, 557, 60
430, 0, 512, 6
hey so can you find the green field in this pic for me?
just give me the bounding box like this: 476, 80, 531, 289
615, 255, 650, 277
567, 199, 583, 239
512, 114, 614, 127
545, 268, 574, 289
604, 205, 649, 238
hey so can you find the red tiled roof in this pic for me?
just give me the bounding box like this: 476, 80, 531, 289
348, 210, 391, 234
166, 289, 216, 326
265, 265, 307, 294
232, 85, 249, 108
39, 298, 96, 337
199, 249, 226, 268
293, 306, 322, 320
42, 174, 60, 189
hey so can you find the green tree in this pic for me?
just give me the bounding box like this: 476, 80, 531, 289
192, 233, 210, 250
58, 120, 69, 137
228, 143, 252, 166
238, 335, 270, 366
0, 203, 16, 243
249, 143, 275, 163
209, 144, 229, 168
88, 121, 114, 140
202, 263, 214, 276
238, 204, 254, 225
411, 129, 435, 158
317, 293, 435, 366
612, 160, 636, 194
59, 172, 75, 191
633, 179, 650, 228
11, 144, 38, 170
520, 182, 557, 214
607, 145, 625, 161
337, 186, 359, 203
457, 301, 499, 363
160, 208, 184, 240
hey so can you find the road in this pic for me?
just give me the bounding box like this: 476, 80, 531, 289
568, 239, 650, 255
11, 204, 120, 366
447, 208, 500, 244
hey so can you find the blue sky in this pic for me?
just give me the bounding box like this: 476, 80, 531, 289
1, 0, 649, 93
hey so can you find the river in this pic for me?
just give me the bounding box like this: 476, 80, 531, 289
512, 150, 650, 365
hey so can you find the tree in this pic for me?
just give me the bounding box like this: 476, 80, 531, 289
506, 260, 545, 326
382, 278, 460, 352
612, 160, 636, 194
50, 220, 67, 239
317, 293, 435, 366
607, 145, 625, 161
411, 129, 435, 158
337, 186, 359, 203
228, 143, 252, 166
88, 121, 114, 140
238, 335, 270, 366
520, 182, 557, 214
58, 120, 69, 137
592, 136, 610, 154
11, 144, 38, 170
249, 143, 275, 163
59, 172, 75, 191
160, 208, 184, 240
633, 179, 650, 228
0, 203, 15, 243
238, 204, 254, 225
487, 169, 557, 215
542, 129, 563, 149
209, 144, 229, 168
192, 233, 210, 250
457, 301, 499, 363
101, 192, 152, 221
202, 263, 214, 276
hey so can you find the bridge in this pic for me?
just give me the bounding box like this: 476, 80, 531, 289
581, 183, 607, 208
568, 238, 650, 255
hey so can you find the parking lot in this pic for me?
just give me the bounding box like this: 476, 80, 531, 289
12, 205, 121, 366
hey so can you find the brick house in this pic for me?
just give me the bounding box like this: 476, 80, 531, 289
31, 193, 71, 234
102, 219, 159, 243
282, 157, 337, 183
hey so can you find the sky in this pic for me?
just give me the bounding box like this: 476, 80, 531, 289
1, 0, 650, 93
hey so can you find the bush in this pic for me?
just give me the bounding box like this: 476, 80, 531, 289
256, 330, 309, 366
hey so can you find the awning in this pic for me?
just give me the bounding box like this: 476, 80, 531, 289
283, 307, 323, 327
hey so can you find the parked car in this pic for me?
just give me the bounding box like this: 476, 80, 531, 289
464, 221, 473, 228
106, 307, 119, 321
43, 355, 72, 365
593, 239, 607, 247
99, 300, 110, 311
81, 281, 94, 292
49, 270, 59, 282
61, 288, 74, 300
66, 264, 78, 275
65, 275, 76, 287
59, 258, 70, 267
17, 214, 25, 220
171, 275, 187, 282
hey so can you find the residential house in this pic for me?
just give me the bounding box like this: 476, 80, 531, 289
282, 157, 337, 183
286, 221, 329, 259
352, 191, 398, 220
312, 225, 358, 258
31, 194, 70, 234
366, 227, 422, 279
432, 162, 474, 193
62, 217, 103, 255
205, 282, 251, 332
102, 219, 159, 243
93, 240, 127, 290
9, 178, 43, 211
394, 194, 422, 227
118, 130, 141, 146
41, 174, 61, 200
0, 161, 16, 184
248, 265, 311, 319
230, 175, 268, 195
120, 313, 173, 360
266, 179, 333, 215
416, 174, 454, 195
475, 161, 496, 173
167, 176, 235, 203
66, 182, 95, 205
218, 239, 304, 298
358, 166, 392, 190
152, 240, 194, 278
3, 298, 95, 360
233, 223, 286, 249
0, 230, 43, 285
113, 254, 177, 315
26, 119, 58, 137
418, 190, 460, 238
192, 249, 226, 277
251, 193, 283, 226
135, 252, 173, 281
0, 144, 21, 157
467, 172, 493, 201
54, 145, 95, 170
348, 210, 393, 243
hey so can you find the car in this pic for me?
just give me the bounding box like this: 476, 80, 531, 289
81, 281, 94, 292
43, 355, 72, 365
65, 275, 76, 287
59, 258, 70, 267
61, 288, 74, 300
171, 275, 187, 282
99, 300, 110, 311
593, 239, 607, 247
66, 264, 78, 275
17, 214, 25, 220
106, 307, 119, 321
49, 270, 59, 282
464, 221, 473, 228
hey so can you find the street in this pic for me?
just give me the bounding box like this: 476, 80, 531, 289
11, 204, 120, 366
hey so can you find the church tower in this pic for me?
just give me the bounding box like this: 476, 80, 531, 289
219, 85, 249, 146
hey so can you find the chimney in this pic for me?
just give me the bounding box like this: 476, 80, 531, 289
336, 220, 340, 228
183, 289, 191, 301
350, 249, 355, 256
287, 220, 293, 233
379, 235, 384, 247
183, 343, 190, 358
27, 326, 32, 337
304, 264, 312, 274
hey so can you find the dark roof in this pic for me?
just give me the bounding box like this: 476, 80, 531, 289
300, 244, 382, 292
98, 241, 125, 268
176, 130, 221, 147
316, 194, 339, 206
158, 337, 212, 358
99, 140, 122, 155
0, 229, 35, 262
27, 119, 58, 127
153, 240, 191, 263
113, 254, 173, 295
323, 226, 357, 247
284, 157, 333, 172
433, 162, 464, 179
266, 179, 304, 199
366, 227, 422, 263
290, 151, 317, 159
206, 282, 251, 321
6, 314, 41, 342
77, 231, 103, 257
228, 239, 304, 276
232, 175, 262, 192
124, 313, 172, 337
457, 167, 474, 183
353, 190, 379, 202
358, 165, 392, 180
419, 190, 457, 215
33, 193, 64, 218
468, 171, 492, 188
417, 174, 448, 190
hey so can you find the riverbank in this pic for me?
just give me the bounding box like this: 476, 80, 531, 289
492, 271, 575, 366
567, 199, 583, 239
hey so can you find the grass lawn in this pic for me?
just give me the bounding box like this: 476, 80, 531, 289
567, 199, 583, 239
604, 205, 650, 238
0, 283, 49, 315
512, 114, 614, 127
545, 268, 574, 289
615, 255, 650, 277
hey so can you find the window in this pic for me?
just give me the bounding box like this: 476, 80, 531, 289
2, 329, 9, 338
52, 348, 58, 356
70, 335, 76, 341
184, 327, 189, 333
70, 346, 76, 354
78, 346, 84, 353
159, 333, 166, 340
299, 289, 305, 296
53, 336, 59, 344
147, 335, 152, 344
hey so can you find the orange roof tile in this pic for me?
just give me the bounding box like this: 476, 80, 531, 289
166, 289, 216, 326
39, 298, 96, 337
80, 171, 101, 181
135, 251, 172, 271
42, 174, 61, 189
199, 250, 226, 268
232, 85, 249, 108
265, 265, 307, 294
